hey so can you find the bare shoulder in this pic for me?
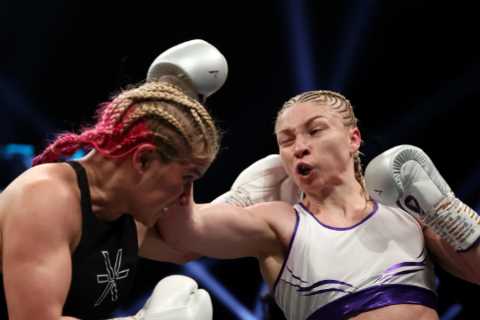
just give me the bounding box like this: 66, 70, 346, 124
0, 163, 82, 245
246, 201, 297, 245
246, 201, 296, 219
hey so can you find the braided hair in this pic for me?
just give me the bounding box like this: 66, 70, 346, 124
32, 81, 220, 166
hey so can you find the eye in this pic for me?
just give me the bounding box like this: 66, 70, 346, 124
278, 136, 294, 147
309, 128, 323, 135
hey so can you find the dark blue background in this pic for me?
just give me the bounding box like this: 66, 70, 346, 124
1, 1, 478, 319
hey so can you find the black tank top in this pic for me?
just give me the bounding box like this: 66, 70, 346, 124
62, 161, 138, 319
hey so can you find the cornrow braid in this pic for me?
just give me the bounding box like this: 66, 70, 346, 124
276, 90, 367, 196
32, 81, 220, 166
122, 102, 190, 143
122, 82, 219, 157
122, 82, 220, 160
189, 108, 209, 146
280, 90, 358, 128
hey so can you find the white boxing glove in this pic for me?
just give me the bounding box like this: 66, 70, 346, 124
212, 154, 301, 207
147, 39, 228, 101
365, 144, 480, 251
123, 275, 212, 320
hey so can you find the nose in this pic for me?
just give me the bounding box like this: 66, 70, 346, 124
293, 136, 310, 158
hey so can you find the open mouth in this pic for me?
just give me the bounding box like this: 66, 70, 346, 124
296, 163, 313, 176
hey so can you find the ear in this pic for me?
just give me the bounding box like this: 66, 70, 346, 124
131, 143, 157, 173
349, 127, 362, 154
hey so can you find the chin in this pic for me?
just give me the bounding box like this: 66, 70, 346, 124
300, 178, 325, 193
296, 173, 315, 186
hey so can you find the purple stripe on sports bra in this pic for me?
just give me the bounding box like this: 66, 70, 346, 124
306, 284, 437, 320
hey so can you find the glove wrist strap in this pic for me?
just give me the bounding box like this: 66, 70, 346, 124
424, 196, 480, 251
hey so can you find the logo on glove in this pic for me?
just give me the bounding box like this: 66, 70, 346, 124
402, 195, 425, 216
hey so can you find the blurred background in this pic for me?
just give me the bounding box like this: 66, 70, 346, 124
1, 0, 478, 319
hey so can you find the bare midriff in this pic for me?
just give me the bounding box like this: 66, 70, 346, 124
349, 304, 438, 320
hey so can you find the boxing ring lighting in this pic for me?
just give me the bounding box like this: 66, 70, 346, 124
282, 0, 316, 92
328, 0, 377, 92
0, 144, 34, 167
183, 261, 257, 320
440, 303, 463, 320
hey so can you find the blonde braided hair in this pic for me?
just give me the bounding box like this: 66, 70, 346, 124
32, 81, 220, 166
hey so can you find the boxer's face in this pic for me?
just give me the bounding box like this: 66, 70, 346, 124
275, 101, 361, 192
131, 155, 207, 226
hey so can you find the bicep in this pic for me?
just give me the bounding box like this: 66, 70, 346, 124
2, 201, 76, 319
159, 203, 279, 259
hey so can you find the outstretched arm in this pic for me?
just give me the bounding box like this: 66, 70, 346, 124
155, 185, 282, 260
142, 154, 298, 264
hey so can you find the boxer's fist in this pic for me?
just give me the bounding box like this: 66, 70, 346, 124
365, 144, 480, 251
147, 39, 228, 101
133, 275, 212, 320
213, 154, 301, 207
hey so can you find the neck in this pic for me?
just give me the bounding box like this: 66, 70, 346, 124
77, 150, 131, 221
303, 174, 370, 221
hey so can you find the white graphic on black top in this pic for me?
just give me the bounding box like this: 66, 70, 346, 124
94, 249, 130, 307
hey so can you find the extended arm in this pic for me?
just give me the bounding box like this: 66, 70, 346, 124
143, 155, 299, 263
156, 185, 282, 260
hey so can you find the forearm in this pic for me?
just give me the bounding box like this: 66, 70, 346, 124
458, 244, 480, 284
424, 227, 480, 284
139, 226, 202, 264
427, 200, 480, 283
160, 205, 227, 257
156, 203, 202, 252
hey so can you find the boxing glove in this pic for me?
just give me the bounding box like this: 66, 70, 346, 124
365, 144, 480, 251
116, 275, 212, 320
146, 39, 228, 101
212, 154, 301, 207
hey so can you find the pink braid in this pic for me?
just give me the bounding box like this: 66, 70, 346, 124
31, 133, 91, 166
